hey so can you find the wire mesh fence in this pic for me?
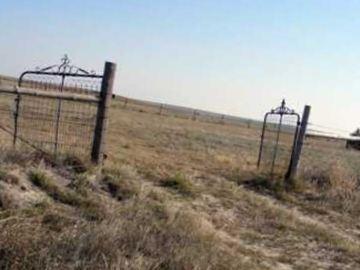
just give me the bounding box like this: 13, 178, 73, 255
0, 87, 99, 158
18, 94, 98, 156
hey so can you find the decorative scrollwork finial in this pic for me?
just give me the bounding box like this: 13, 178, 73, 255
271, 99, 295, 115
30, 55, 96, 75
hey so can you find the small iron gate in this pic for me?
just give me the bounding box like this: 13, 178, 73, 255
0, 56, 116, 164
257, 100, 300, 177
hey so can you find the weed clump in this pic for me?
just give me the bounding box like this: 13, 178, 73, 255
29, 169, 81, 206
161, 172, 194, 196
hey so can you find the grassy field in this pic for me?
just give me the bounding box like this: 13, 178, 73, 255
1, 88, 360, 269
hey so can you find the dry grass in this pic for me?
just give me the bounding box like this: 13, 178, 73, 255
1, 98, 360, 269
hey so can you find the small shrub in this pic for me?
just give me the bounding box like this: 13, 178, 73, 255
160, 172, 194, 196
29, 170, 58, 194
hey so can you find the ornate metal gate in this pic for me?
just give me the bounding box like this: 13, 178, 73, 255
257, 100, 300, 177
0, 56, 116, 163
16, 55, 104, 155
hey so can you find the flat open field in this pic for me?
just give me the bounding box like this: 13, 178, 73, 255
1, 89, 360, 269
108, 97, 360, 179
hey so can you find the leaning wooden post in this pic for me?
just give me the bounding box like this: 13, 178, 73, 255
91, 62, 116, 164
285, 105, 311, 183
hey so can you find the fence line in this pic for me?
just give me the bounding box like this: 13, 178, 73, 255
113, 96, 260, 129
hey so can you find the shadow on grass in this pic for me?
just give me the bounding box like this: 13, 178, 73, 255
227, 169, 295, 201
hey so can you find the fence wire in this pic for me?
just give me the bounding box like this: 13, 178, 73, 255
300, 132, 360, 180
114, 96, 258, 129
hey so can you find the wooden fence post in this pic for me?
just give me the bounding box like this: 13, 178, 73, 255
91, 62, 116, 164
285, 105, 311, 184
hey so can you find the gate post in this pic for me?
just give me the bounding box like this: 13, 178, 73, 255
285, 105, 311, 184
91, 62, 116, 164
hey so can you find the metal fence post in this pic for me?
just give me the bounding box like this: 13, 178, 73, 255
13, 91, 21, 148
285, 105, 311, 183
54, 74, 65, 155
257, 113, 269, 168
91, 62, 116, 164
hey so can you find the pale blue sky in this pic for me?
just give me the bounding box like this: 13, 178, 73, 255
1, 1, 360, 133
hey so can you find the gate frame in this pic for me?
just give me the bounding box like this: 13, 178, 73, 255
16, 55, 116, 164
257, 99, 301, 177
18, 55, 103, 88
